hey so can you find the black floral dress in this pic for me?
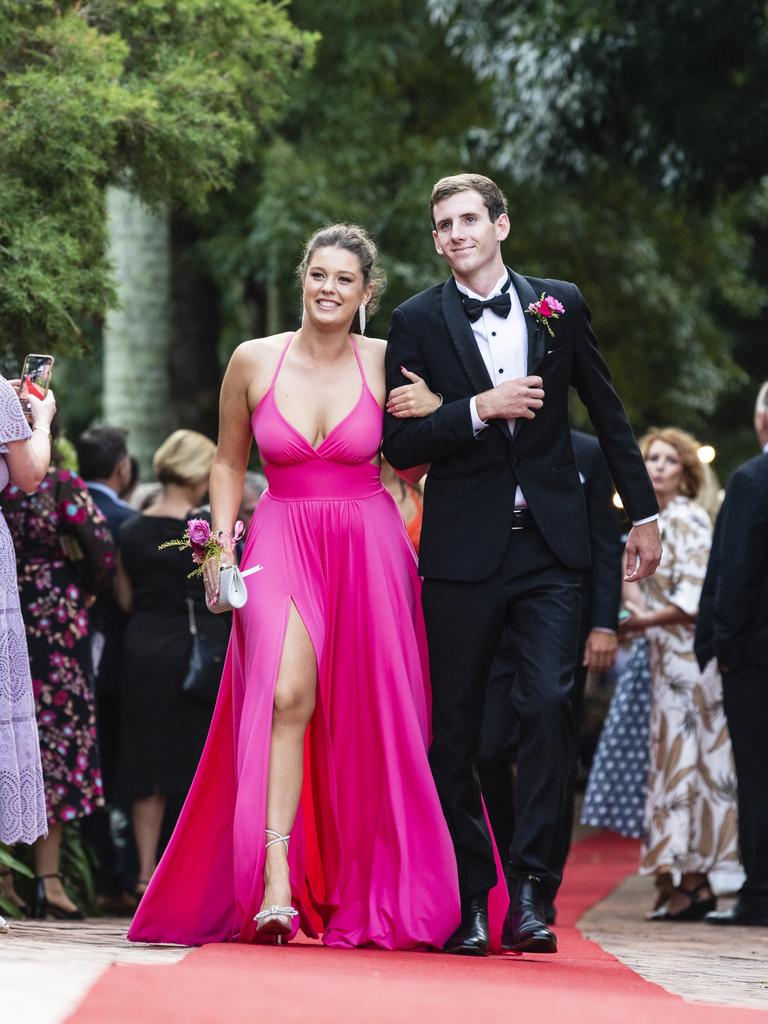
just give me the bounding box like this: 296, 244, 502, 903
3, 469, 116, 824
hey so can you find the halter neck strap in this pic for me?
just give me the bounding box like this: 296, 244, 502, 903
269, 334, 294, 389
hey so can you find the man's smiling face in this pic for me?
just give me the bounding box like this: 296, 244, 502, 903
431, 189, 510, 284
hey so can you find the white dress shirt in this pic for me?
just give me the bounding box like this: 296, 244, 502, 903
456, 271, 658, 527
456, 270, 528, 507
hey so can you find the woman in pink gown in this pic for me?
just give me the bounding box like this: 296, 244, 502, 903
129, 225, 501, 951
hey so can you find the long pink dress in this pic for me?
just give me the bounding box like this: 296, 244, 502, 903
129, 336, 470, 949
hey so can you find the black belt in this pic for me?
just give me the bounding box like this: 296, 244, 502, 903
511, 508, 535, 531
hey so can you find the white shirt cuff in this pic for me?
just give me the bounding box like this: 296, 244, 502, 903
591, 627, 617, 635
631, 514, 659, 526
469, 396, 489, 434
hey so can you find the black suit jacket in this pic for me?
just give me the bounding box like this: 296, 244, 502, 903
571, 430, 623, 633
382, 270, 657, 581
695, 452, 768, 671
88, 486, 136, 696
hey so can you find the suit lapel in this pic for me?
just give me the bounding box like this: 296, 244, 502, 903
441, 278, 494, 394
510, 270, 546, 376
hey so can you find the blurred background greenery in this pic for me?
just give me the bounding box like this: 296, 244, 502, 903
1, 0, 765, 479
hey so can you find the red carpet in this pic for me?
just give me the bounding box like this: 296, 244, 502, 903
65, 833, 763, 1023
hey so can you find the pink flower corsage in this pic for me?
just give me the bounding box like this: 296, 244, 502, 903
526, 293, 565, 337
159, 518, 244, 578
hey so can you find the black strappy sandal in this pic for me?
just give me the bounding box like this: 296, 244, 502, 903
29, 873, 85, 921
647, 879, 716, 922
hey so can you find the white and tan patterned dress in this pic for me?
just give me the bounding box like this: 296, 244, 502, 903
639, 496, 740, 880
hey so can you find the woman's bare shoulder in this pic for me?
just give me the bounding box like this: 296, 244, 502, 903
229, 333, 291, 372
356, 335, 386, 369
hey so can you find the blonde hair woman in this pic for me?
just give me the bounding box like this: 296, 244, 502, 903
621, 427, 740, 919
116, 430, 229, 898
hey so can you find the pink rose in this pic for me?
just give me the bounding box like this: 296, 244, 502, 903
187, 518, 211, 546
544, 295, 564, 315
536, 301, 552, 317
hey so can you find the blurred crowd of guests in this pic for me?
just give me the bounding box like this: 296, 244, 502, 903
580, 384, 768, 927
1, 376, 767, 931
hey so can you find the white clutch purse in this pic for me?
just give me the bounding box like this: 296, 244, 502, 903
208, 563, 263, 614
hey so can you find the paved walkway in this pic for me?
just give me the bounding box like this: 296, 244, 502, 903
582, 875, 768, 1010
0, 918, 184, 1024
2, 865, 767, 1022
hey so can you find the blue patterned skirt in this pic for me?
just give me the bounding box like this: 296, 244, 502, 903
581, 638, 651, 838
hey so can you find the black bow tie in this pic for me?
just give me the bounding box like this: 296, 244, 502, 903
461, 276, 514, 322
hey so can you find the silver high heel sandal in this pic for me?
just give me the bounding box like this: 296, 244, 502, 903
253, 829, 298, 943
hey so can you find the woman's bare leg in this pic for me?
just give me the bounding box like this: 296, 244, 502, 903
132, 795, 167, 891
34, 823, 80, 912
260, 603, 317, 915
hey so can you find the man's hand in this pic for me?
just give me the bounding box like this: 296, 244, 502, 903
475, 376, 544, 421
624, 519, 662, 582
582, 630, 618, 673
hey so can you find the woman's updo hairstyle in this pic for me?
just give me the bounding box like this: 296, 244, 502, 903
297, 223, 387, 334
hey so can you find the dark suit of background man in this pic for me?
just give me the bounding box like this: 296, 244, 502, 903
695, 382, 768, 928
77, 426, 137, 909
478, 430, 623, 924
383, 173, 660, 956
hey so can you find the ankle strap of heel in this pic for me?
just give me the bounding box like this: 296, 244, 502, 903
265, 829, 291, 852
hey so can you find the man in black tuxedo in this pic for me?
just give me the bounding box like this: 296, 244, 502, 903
383, 174, 660, 956
478, 430, 623, 924
695, 382, 768, 928
77, 426, 136, 908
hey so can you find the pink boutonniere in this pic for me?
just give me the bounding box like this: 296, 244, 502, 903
526, 293, 565, 337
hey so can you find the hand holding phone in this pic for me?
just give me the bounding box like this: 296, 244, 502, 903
18, 354, 55, 426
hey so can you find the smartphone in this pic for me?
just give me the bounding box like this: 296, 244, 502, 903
19, 354, 54, 420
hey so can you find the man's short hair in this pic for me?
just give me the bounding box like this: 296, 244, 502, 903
756, 381, 768, 413
76, 427, 129, 481
429, 174, 508, 228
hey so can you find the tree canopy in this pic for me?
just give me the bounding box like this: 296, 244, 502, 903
428, 0, 768, 198
0, 0, 315, 358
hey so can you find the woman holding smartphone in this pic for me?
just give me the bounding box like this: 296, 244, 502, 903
129, 224, 506, 952
0, 372, 56, 930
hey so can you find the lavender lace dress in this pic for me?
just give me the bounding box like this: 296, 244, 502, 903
0, 376, 47, 844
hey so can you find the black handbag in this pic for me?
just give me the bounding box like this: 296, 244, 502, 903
181, 596, 226, 704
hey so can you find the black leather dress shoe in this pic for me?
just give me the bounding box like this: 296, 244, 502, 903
443, 894, 489, 956
544, 901, 556, 925
705, 902, 768, 927
502, 875, 557, 953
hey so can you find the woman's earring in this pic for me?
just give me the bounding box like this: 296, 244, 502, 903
358, 303, 366, 335
301, 304, 306, 325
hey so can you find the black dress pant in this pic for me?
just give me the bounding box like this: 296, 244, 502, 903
423, 525, 583, 897
722, 666, 768, 912
477, 626, 588, 899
